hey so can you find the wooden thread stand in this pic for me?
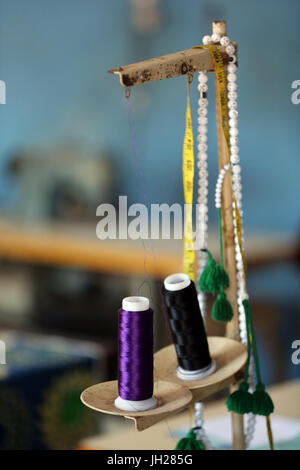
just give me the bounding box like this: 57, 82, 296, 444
81, 21, 246, 449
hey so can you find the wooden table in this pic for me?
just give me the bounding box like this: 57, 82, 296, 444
0, 215, 295, 278
80, 379, 300, 450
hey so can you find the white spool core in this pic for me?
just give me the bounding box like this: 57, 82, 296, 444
176, 360, 216, 381
122, 296, 149, 312
164, 273, 191, 291
114, 396, 157, 412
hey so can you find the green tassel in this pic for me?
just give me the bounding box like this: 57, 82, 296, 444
211, 292, 234, 323
243, 300, 275, 417
226, 382, 253, 414
175, 428, 205, 450
198, 249, 229, 294
252, 383, 274, 416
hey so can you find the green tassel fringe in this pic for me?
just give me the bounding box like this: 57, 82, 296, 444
243, 300, 275, 417
252, 383, 274, 416
198, 250, 229, 294
211, 292, 234, 323
226, 382, 253, 414
175, 428, 205, 450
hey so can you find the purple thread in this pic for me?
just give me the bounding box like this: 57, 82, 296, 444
118, 308, 154, 401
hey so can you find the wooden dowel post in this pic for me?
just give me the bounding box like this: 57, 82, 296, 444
213, 20, 246, 450
212, 20, 227, 36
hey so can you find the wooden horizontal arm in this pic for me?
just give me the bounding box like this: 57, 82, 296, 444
108, 45, 233, 87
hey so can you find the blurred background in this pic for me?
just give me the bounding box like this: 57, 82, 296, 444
0, 0, 299, 450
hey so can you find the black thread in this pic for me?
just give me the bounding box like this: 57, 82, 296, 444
163, 281, 212, 371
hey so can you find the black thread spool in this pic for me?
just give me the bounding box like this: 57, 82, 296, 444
163, 273, 216, 380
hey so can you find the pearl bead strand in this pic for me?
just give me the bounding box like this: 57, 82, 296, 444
195, 402, 215, 450
196, 69, 209, 317
225, 35, 257, 448
194, 32, 256, 450
215, 163, 230, 208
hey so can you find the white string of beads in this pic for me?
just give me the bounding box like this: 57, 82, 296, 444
196, 69, 209, 318
215, 164, 230, 208
194, 31, 256, 450
195, 62, 214, 447
226, 39, 257, 449
194, 402, 215, 450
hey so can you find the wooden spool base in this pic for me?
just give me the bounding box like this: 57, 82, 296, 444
154, 336, 247, 402
81, 336, 247, 431
81, 380, 192, 431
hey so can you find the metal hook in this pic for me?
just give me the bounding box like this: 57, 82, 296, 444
125, 87, 131, 99
187, 72, 194, 85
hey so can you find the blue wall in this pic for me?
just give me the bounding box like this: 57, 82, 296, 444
0, 1, 298, 383
0, 0, 299, 234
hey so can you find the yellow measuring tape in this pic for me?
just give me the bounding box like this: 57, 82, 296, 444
182, 76, 195, 281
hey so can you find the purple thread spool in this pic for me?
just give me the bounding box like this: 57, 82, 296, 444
114, 296, 157, 412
